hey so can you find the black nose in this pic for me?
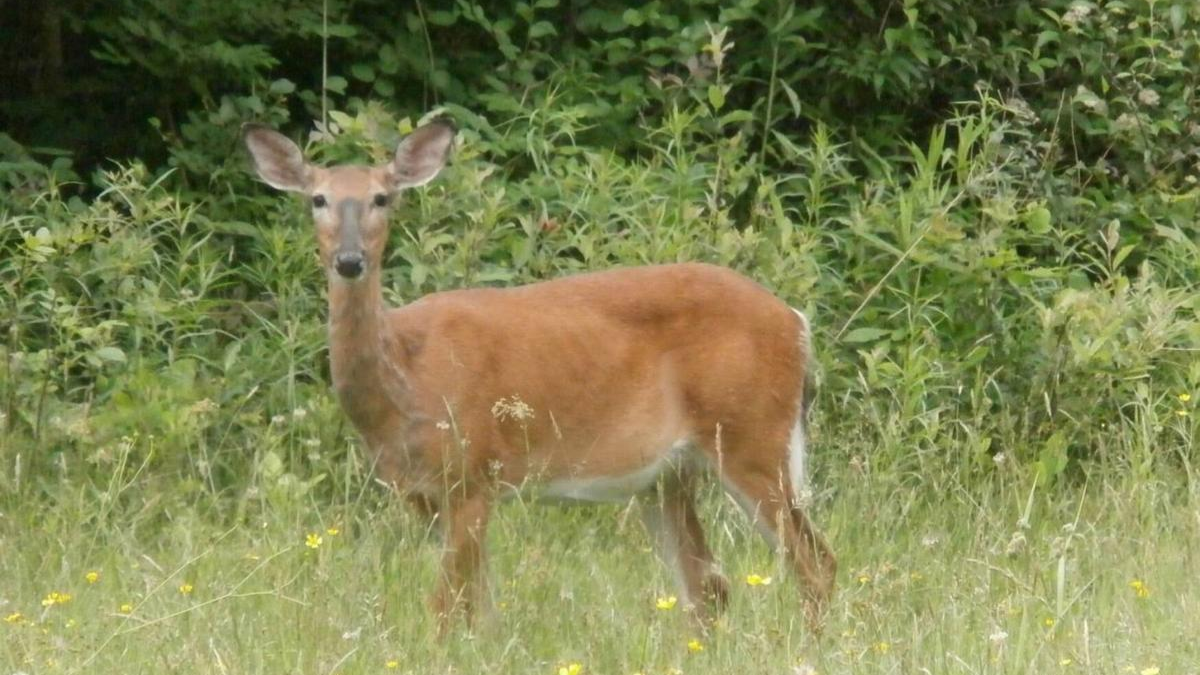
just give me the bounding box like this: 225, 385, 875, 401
334, 252, 364, 278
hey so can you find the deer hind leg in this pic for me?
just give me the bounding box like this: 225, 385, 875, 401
642, 470, 730, 620
719, 455, 836, 629
431, 491, 492, 636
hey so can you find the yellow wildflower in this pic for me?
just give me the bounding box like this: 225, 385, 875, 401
41, 592, 72, 607
327, 527, 340, 536
1061, 658, 1074, 665
1176, 409, 1189, 417
306, 533, 323, 549
1129, 579, 1150, 598
1043, 617, 1055, 628
745, 574, 773, 586
1141, 668, 1159, 675
687, 638, 704, 653
179, 582, 194, 595
557, 664, 582, 675
1180, 393, 1191, 403
656, 595, 677, 610
119, 603, 134, 614
4, 612, 23, 624
857, 574, 871, 585
386, 659, 400, 669
874, 641, 890, 654
85, 571, 100, 584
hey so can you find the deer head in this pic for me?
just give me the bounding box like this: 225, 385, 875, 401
242, 120, 455, 281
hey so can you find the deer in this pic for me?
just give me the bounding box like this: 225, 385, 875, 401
242, 118, 837, 633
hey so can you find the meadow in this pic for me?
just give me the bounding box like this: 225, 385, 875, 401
2, 396, 1197, 674
3, 1, 1199, 673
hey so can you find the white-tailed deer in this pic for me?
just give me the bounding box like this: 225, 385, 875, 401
242, 118, 836, 632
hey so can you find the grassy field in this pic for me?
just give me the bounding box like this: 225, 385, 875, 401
3, 397, 1196, 675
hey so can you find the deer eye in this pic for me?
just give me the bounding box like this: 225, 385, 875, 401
312, 194, 328, 208
372, 193, 389, 208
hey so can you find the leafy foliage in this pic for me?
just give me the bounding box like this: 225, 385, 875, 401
1, 0, 1197, 503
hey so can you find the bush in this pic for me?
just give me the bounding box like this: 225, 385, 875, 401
1, 1, 1197, 503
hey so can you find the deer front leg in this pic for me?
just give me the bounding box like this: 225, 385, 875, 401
431, 491, 492, 635
406, 492, 441, 535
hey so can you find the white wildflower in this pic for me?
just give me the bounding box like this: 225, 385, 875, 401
1063, 3, 1092, 26
491, 395, 535, 422
1114, 113, 1138, 132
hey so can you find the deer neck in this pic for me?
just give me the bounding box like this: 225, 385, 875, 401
327, 270, 411, 433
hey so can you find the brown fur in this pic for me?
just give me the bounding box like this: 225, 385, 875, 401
243, 121, 837, 634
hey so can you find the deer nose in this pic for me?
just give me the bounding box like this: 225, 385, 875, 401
334, 252, 365, 279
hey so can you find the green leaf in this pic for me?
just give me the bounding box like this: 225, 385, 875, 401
259, 451, 284, 480
1112, 243, 1136, 268
719, 110, 756, 125
269, 78, 295, 95
1035, 431, 1069, 486
411, 264, 428, 287
351, 63, 375, 82
622, 8, 644, 26
707, 84, 726, 111
528, 21, 557, 39
1024, 205, 1052, 234
328, 110, 355, 130
325, 23, 358, 38
373, 79, 395, 97
426, 10, 459, 25
324, 76, 347, 94
843, 327, 890, 343
779, 80, 802, 119
94, 346, 127, 363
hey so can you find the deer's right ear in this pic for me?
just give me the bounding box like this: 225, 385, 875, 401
242, 124, 311, 193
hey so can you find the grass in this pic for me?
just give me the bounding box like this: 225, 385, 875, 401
3, 403, 1196, 675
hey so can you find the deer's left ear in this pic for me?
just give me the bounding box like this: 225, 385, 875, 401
388, 119, 455, 190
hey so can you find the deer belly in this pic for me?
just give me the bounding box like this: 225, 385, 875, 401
532, 439, 692, 503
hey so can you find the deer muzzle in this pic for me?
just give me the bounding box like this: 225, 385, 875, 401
334, 198, 367, 279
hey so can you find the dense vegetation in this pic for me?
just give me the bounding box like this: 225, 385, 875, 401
2, 1, 1197, 673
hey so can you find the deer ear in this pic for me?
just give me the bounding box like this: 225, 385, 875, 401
389, 119, 455, 190
242, 124, 311, 192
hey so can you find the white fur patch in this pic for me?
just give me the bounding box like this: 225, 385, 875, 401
788, 417, 810, 504
790, 308, 813, 505
537, 442, 688, 503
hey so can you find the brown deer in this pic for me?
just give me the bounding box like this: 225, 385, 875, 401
242, 118, 836, 632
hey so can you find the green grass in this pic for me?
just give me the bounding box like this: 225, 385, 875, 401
3, 408, 1196, 675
